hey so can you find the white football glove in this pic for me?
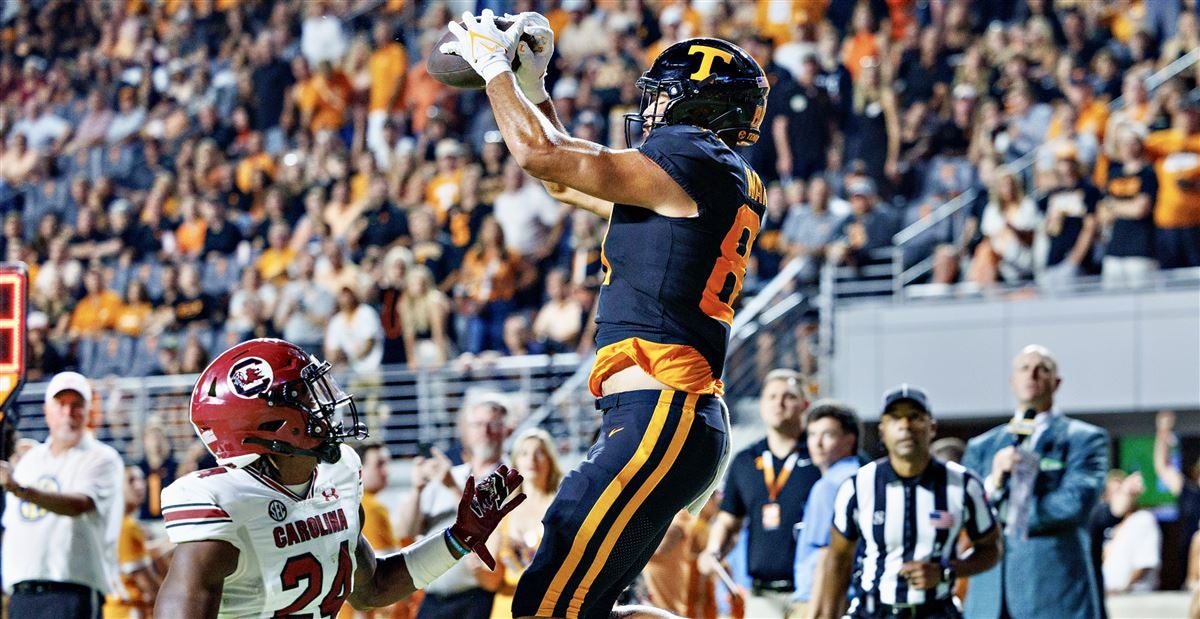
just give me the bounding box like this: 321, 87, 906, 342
443, 9, 527, 84
505, 12, 555, 104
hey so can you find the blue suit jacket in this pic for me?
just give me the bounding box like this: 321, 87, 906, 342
962, 414, 1109, 619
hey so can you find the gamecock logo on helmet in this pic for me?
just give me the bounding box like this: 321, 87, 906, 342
227, 357, 274, 399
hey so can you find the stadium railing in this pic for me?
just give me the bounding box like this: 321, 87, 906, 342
13, 353, 581, 461
517, 257, 814, 449
887, 46, 1200, 299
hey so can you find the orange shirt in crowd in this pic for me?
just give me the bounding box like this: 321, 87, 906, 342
175, 219, 207, 256
1107, 0, 1146, 44
885, 0, 917, 41
1076, 99, 1110, 141
405, 63, 450, 134
368, 42, 408, 114
686, 512, 718, 619
1144, 129, 1200, 229
113, 301, 152, 337
350, 172, 370, 205
755, 0, 826, 47
461, 250, 521, 303
103, 515, 153, 619
546, 8, 570, 42
296, 70, 354, 133
257, 246, 297, 285
843, 31, 880, 82
643, 510, 695, 616
70, 290, 123, 335
338, 490, 406, 619
236, 152, 276, 194
426, 169, 464, 223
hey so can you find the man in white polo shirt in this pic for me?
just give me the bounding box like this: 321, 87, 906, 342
0, 371, 124, 619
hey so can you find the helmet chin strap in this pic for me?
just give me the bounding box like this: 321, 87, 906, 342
243, 437, 343, 464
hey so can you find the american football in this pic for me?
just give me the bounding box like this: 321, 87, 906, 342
427, 16, 535, 90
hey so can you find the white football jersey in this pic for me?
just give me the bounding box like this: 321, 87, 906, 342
161, 445, 363, 618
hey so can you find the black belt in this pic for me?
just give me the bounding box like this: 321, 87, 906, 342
859, 594, 957, 618
12, 580, 95, 596
751, 578, 794, 594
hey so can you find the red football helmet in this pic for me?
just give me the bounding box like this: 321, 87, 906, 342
190, 338, 367, 467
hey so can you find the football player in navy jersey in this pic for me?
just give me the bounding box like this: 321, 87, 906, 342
444, 11, 770, 619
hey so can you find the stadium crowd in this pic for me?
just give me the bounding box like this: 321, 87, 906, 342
1, 0, 1200, 617
3, 0, 1199, 383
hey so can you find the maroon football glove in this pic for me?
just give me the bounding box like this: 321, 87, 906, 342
449, 465, 526, 570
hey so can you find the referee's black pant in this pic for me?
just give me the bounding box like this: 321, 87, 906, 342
9, 580, 103, 619
849, 595, 962, 619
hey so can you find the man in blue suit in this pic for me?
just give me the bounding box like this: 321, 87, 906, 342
963, 345, 1109, 619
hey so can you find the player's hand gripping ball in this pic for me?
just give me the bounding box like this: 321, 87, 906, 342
450, 465, 526, 570
428, 11, 541, 89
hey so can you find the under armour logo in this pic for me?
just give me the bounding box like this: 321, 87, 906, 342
873, 511, 886, 525
322, 488, 339, 502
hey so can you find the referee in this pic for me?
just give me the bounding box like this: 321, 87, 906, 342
814, 385, 1002, 619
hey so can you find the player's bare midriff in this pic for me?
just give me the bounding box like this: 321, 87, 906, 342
600, 364, 672, 395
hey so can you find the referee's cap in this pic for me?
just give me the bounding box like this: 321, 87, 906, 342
881, 384, 931, 417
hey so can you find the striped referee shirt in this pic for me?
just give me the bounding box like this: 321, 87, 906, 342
833, 457, 996, 605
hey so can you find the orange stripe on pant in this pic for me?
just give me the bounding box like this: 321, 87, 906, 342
564, 393, 698, 618
536, 391, 676, 617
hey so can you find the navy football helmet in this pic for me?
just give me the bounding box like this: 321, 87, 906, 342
625, 38, 769, 148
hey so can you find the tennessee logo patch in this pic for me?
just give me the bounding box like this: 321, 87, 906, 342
228, 357, 273, 399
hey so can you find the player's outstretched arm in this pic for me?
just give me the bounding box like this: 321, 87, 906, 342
154, 540, 239, 619
347, 531, 421, 610
444, 11, 693, 217
348, 467, 526, 610
487, 72, 694, 217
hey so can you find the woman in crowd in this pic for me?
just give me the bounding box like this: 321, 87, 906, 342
400, 264, 452, 369
480, 428, 563, 619
114, 279, 154, 338
969, 169, 1041, 286
457, 217, 529, 354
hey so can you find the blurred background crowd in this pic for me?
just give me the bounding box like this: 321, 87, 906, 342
2, 0, 1199, 384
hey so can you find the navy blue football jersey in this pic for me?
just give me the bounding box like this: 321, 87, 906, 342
588, 125, 767, 396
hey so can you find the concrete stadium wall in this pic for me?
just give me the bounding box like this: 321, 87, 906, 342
832, 287, 1200, 420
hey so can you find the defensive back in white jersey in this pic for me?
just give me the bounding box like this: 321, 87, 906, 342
160, 445, 364, 618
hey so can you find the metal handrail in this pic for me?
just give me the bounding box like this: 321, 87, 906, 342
891, 189, 978, 246
521, 256, 812, 439
728, 257, 808, 353
887, 47, 1200, 299
13, 354, 582, 458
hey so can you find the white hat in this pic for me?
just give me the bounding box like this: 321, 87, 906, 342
45, 371, 93, 407
660, 5, 683, 26
552, 77, 579, 100
434, 138, 463, 159
27, 311, 48, 330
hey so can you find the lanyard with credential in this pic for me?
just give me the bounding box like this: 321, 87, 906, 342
760, 450, 799, 530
